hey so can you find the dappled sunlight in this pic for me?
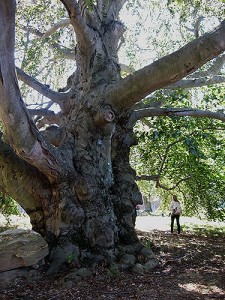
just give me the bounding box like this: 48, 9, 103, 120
135, 225, 225, 299
136, 215, 170, 231
135, 215, 225, 233
1, 213, 225, 299
179, 282, 225, 298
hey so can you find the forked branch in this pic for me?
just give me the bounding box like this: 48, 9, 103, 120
156, 176, 192, 191
60, 0, 95, 50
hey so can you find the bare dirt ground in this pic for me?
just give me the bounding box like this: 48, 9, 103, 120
1, 215, 225, 300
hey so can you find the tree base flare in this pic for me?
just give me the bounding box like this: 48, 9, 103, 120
46, 239, 159, 275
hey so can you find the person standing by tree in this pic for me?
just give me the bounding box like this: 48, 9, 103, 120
170, 195, 182, 234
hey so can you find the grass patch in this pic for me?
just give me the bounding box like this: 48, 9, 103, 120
182, 223, 225, 236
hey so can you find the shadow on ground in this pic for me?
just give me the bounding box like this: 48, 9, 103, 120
1, 226, 224, 300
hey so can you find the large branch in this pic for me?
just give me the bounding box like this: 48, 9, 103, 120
28, 108, 57, 117
28, 109, 62, 126
0, 0, 73, 182
165, 75, 225, 89
0, 1, 36, 150
101, 0, 127, 20
129, 107, 225, 128
0, 132, 51, 212
106, 20, 225, 110
60, 0, 95, 50
156, 176, 192, 191
16, 67, 67, 104
121, 53, 225, 78
115, 0, 127, 14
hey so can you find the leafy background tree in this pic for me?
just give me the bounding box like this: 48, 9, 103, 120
125, 0, 225, 221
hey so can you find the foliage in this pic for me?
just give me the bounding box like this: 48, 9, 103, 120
182, 223, 225, 237
120, 0, 184, 69
131, 86, 225, 221
0, 193, 20, 218
167, 0, 224, 17
16, 0, 72, 106
67, 253, 75, 264
120, 0, 224, 70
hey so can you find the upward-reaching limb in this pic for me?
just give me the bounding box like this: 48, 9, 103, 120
106, 21, 225, 111
0, 0, 74, 182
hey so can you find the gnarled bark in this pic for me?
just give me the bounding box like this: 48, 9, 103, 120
0, 0, 224, 274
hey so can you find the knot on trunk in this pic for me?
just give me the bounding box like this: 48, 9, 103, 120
75, 178, 94, 202
41, 125, 66, 147
103, 20, 125, 39
94, 105, 115, 128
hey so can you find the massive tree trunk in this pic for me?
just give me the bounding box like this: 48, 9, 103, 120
0, 0, 224, 273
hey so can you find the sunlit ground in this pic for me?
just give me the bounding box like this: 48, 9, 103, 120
179, 282, 225, 297
136, 215, 225, 298
135, 215, 225, 232
0, 213, 31, 229
0, 213, 224, 233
